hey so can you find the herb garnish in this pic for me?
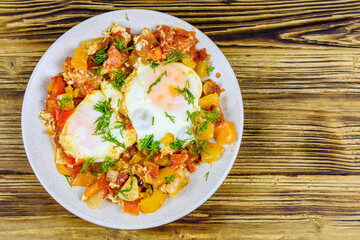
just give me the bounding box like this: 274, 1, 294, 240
164, 174, 176, 183
110, 69, 126, 90
93, 98, 126, 149
125, 12, 129, 21
206, 61, 214, 76
90, 65, 103, 77
204, 172, 209, 181
150, 62, 160, 71
186, 111, 200, 124
100, 156, 117, 173
165, 112, 175, 123
138, 134, 161, 159
65, 175, 72, 186
119, 169, 134, 199
89, 46, 108, 64
163, 49, 188, 66
115, 121, 127, 138
57, 95, 72, 111
169, 138, 186, 150
80, 157, 95, 175
175, 80, 195, 106
152, 116, 155, 125
114, 36, 136, 52
101, 129, 126, 149
201, 110, 220, 124
147, 71, 167, 94
94, 98, 113, 134
188, 139, 209, 155
196, 121, 209, 136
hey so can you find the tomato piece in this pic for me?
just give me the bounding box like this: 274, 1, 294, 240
87, 54, 99, 71
65, 164, 82, 179
194, 48, 207, 62
45, 97, 58, 116
72, 171, 98, 187
50, 75, 65, 98
103, 44, 129, 70
54, 108, 74, 131
84, 176, 110, 199
122, 199, 140, 216
124, 118, 134, 130
144, 162, 159, 179
169, 151, 189, 170
151, 46, 162, 62
63, 152, 75, 165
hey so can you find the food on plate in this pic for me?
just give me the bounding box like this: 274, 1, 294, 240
39, 22, 237, 215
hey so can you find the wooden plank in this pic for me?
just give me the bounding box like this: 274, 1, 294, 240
1, 174, 360, 239
2, 0, 360, 238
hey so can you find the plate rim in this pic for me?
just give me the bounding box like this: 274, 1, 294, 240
21, 9, 244, 229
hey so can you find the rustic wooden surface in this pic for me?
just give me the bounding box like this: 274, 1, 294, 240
1, 0, 360, 239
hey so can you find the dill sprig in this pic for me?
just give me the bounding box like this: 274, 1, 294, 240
169, 138, 186, 150
93, 98, 126, 149
175, 80, 195, 106
165, 112, 175, 123
147, 71, 167, 94
201, 110, 220, 124
90, 66, 103, 78
115, 121, 127, 138
110, 69, 126, 90
57, 95, 72, 111
138, 134, 161, 158
119, 169, 134, 199
100, 156, 117, 173
64, 175, 72, 186
204, 171, 209, 181
206, 61, 214, 76
163, 48, 188, 66
80, 157, 96, 175
93, 98, 113, 134
89, 46, 108, 64
114, 36, 137, 52
164, 174, 176, 183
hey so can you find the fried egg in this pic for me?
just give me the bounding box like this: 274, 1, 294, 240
123, 62, 202, 143
59, 88, 136, 162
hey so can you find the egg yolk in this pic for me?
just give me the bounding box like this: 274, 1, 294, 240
145, 64, 189, 111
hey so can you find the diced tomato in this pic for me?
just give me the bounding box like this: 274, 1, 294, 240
170, 151, 189, 170
45, 97, 58, 116
54, 108, 74, 131
65, 164, 83, 179
122, 199, 139, 216
111, 31, 126, 43
151, 46, 162, 62
124, 118, 134, 130
63, 152, 75, 165
87, 55, 99, 71
115, 172, 129, 190
194, 48, 207, 62
103, 44, 129, 70
50, 75, 65, 98
84, 176, 110, 199
144, 162, 159, 179
157, 25, 198, 59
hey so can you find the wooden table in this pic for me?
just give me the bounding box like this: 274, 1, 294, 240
1, 0, 360, 239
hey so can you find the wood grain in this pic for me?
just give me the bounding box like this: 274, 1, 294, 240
2, 0, 360, 239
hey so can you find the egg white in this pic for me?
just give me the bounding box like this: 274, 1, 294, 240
123, 62, 202, 143
59, 89, 136, 162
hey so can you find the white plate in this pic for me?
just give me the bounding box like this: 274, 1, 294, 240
21, 9, 243, 229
